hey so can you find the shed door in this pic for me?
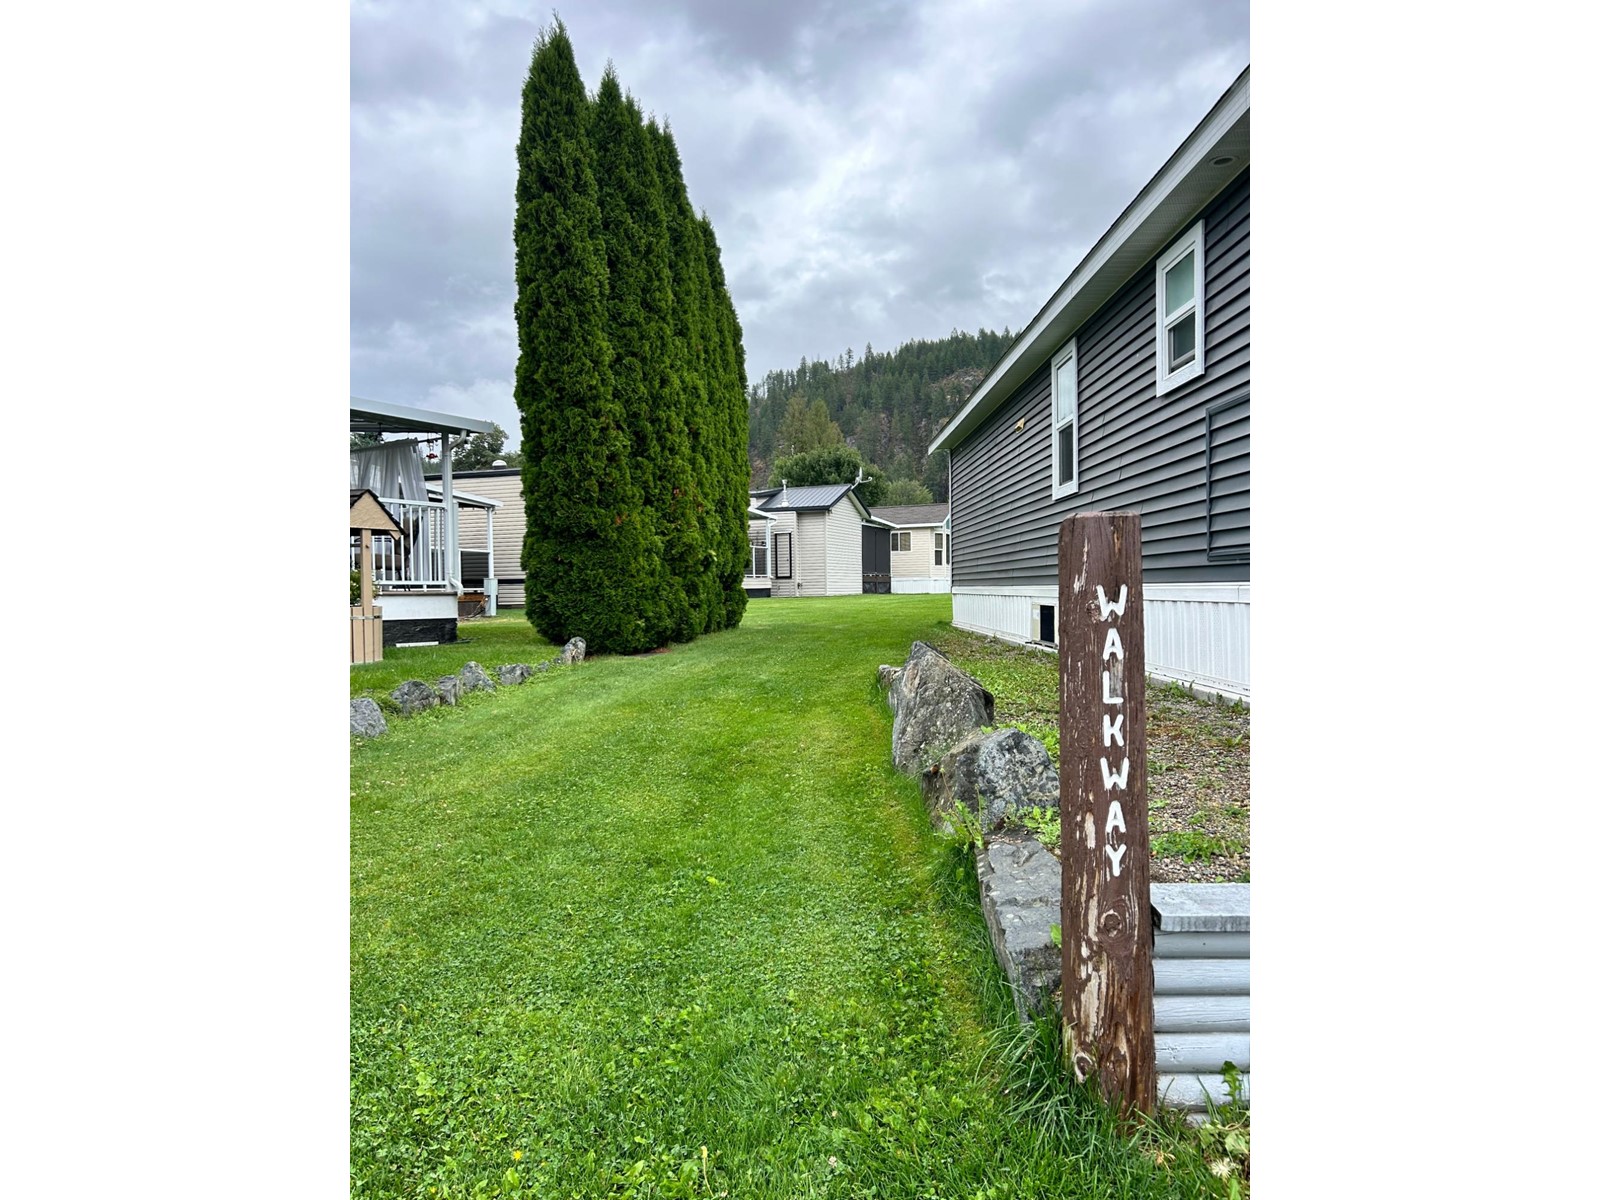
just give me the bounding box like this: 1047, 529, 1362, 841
862, 526, 891, 593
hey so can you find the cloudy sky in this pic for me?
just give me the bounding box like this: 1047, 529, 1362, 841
352, 0, 1249, 448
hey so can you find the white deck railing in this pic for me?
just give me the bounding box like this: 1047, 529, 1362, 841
350, 497, 451, 590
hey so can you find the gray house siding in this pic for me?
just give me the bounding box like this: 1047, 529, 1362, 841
951, 171, 1249, 588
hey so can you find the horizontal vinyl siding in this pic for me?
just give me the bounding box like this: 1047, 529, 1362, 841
797, 512, 828, 595
951, 171, 1249, 588
825, 505, 862, 594
890, 527, 936, 579
453, 472, 526, 595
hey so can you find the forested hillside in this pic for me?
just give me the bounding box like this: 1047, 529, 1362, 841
746, 328, 1011, 501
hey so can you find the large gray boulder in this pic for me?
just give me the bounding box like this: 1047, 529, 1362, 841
458, 661, 496, 692
390, 680, 440, 715
435, 675, 461, 706
350, 698, 387, 738
497, 663, 532, 685
923, 728, 1059, 834
560, 637, 586, 666
888, 641, 995, 773
976, 834, 1064, 1021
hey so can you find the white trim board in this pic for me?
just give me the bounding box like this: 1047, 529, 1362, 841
953, 583, 1249, 602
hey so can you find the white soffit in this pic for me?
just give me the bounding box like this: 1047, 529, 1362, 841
928, 67, 1250, 455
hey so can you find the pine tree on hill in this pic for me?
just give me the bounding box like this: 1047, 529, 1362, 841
746, 327, 1012, 492
514, 20, 659, 653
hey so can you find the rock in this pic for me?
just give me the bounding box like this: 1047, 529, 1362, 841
497, 663, 532, 685
888, 641, 994, 774
458, 661, 496, 692
390, 679, 440, 715
976, 834, 1064, 1021
350, 698, 387, 738
435, 675, 461, 706
878, 664, 901, 696
534, 661, 552, 673
922, 728, 1059, 835
560, 637, 586, 666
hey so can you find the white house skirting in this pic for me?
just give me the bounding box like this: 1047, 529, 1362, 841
891, 577, 952, 594
952, 583, 1249, 700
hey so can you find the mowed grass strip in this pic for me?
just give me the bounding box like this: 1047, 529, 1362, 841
352, 595, 1230, 1199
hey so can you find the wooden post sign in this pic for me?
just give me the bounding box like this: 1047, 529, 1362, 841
1058, 511, 1154, 1116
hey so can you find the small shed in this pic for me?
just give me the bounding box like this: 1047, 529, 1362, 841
350, 489, 403, 663
748, 483, 874, 597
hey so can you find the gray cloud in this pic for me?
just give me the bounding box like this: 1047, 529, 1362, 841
351, 0, 1249, 445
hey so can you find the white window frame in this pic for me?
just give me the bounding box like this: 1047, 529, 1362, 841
933, 531, 945, 566
891, 530, 912, 553
1155, 219, 1206, 396
1050, 338, 1080, 500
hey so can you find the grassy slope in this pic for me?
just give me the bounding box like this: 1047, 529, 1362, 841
352, 597, 1227, 1199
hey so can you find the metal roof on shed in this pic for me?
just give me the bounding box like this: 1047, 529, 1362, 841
755, 483, 856, 512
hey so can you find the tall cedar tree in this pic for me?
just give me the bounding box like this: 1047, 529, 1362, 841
590, 68, 678, 646
651, 122, 722, 634
631, 110, 703, 643
699, 215, 750, 628
514, 22, 661, 653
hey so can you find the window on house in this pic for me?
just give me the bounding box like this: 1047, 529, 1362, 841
1156, 219, 1206, 395
746, 540, 769, 578
1051, 339, 1079, 500
891, 531, 912, 552
773, 532, 793, 579
933, 531, 945, 566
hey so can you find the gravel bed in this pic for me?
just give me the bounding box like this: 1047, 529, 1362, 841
930, 629, 1250, 883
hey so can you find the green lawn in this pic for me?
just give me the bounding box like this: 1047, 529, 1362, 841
352, 596, 1235, 1199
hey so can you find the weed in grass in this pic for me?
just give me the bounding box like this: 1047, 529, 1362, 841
1152, 830, 1242, 862
1016, 805, 1061, 851
1145, 1061, 1251, 1194
947, 797, 986, 851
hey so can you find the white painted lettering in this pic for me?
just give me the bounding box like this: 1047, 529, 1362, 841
1106, 843, 1129, 876
1102, 671, 1123, 706
1102, 712, 1124, 748
1095, 584, 1128, 620
1105, 801, 1126, 836
1100, 757, 1130, 791
1102, 626, 1124, 662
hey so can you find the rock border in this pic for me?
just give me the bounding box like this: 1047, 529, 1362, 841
350, 637, 586, 738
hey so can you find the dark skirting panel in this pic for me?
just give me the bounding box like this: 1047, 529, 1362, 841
383, 617, 459, 647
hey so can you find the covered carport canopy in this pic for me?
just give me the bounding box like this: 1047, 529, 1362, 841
350, 396, 499, 438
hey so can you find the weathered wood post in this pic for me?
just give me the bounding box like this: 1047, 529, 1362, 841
1059, 511, 1154, 1116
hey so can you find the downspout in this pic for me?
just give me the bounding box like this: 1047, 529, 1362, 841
485, 504, 497, 615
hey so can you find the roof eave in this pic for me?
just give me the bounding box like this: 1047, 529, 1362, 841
928, 66, 1250, 456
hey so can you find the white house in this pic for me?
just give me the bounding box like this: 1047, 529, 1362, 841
868, 503, 951, 594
